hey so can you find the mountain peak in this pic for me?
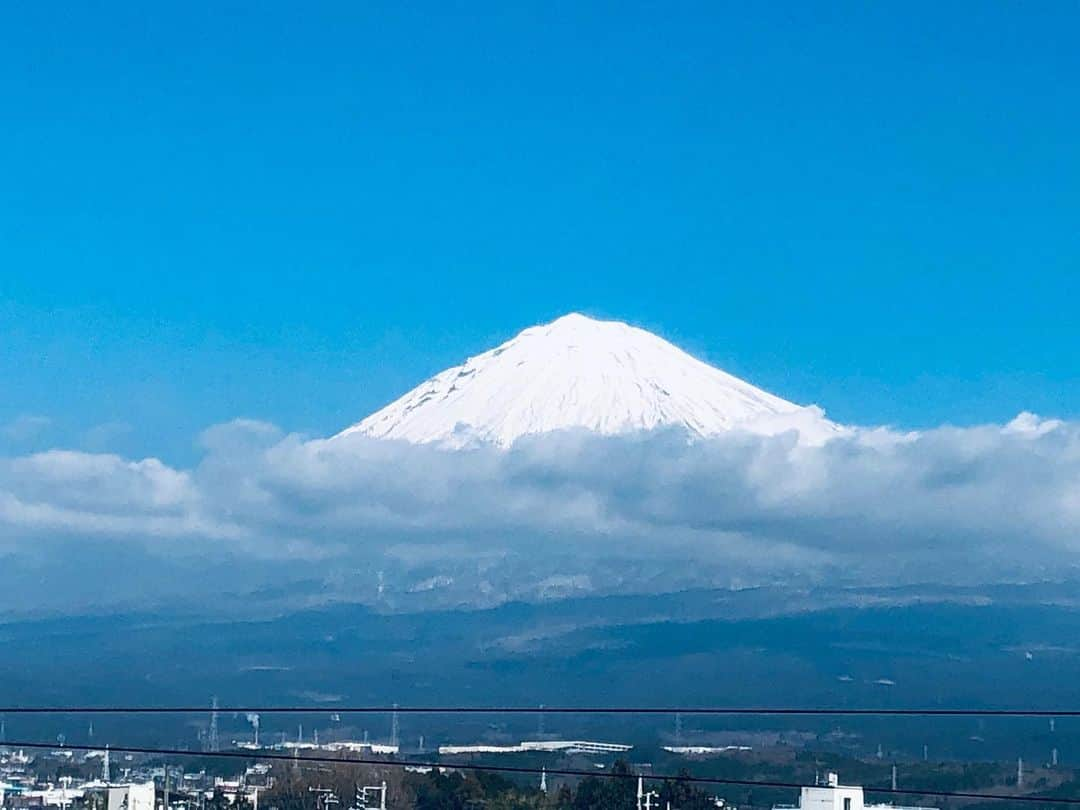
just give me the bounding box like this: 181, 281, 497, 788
525, 312, 633, 337
337, 314, 835, 447
548, 311, 595, 325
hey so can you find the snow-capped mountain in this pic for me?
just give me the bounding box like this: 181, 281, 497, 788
338, 313, 837, 447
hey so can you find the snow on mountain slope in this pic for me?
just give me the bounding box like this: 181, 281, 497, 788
337, 313, 838, 447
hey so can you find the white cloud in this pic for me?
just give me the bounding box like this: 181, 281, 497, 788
1, 414, 1079, 609
0, 450, 243, 542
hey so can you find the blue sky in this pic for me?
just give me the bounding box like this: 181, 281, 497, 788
2, 2, 1078, 464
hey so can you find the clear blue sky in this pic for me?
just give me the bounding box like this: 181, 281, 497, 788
2, 2, 1077, 463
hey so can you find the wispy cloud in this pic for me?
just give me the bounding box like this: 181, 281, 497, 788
81, 420, 134, 451
1, 414, 52, 443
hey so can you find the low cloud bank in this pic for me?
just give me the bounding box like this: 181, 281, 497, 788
1, 413, 1078, 610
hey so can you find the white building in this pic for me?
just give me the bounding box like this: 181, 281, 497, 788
775, 773, 937, 810
322, 742, 400, 755
273, 741, 400, 755
438, 740, 632, 755
107, 782, 156, 810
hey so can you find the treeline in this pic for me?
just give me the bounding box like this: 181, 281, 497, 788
392, 759, 720, 810
566, 761, 718, 810
265, 758, 719, 810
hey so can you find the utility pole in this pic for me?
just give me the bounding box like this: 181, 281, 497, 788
309, 787, 339, 810
356, 783, 387, 810
891, 765, 897, 792
163, 762, 170, 810
1017, 758, 1024, 789
636, 776, 659, 810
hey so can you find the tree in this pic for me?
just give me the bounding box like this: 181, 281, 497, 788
573, 777, 604, 810
659, 770, 714, 810
601, 761, 637, 810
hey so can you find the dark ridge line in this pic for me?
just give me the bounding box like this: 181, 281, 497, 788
0, 706, 1077, 716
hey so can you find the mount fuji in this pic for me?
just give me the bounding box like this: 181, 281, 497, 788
338, 313, 839, 447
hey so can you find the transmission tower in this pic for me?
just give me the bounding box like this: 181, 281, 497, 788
208, 696, 220, 753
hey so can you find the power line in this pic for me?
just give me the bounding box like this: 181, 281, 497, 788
1, 739, 1078, 805
0, 706, 1077, 716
